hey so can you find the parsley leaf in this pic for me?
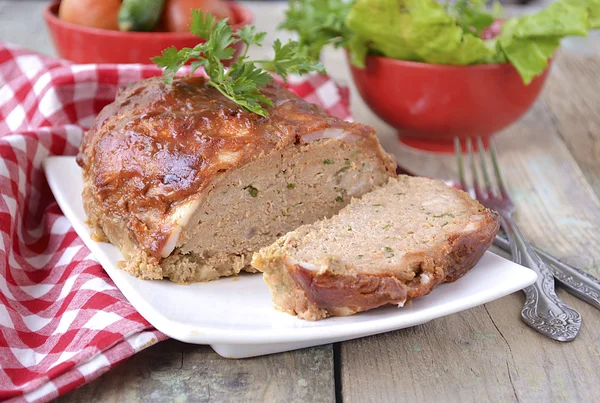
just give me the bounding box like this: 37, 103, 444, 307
152, 11, 324, 116
259, 39, 325, 83
237, 25, 267, 47
279, 0, 353, 60
152, 46, 191, 84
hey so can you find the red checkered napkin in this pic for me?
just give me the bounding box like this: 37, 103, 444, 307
0, 43, 352, 402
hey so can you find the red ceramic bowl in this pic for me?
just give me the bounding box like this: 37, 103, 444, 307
44, 0, 253, 64
348, 53, 551, 153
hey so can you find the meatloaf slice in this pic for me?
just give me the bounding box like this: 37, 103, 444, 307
252, 175, 500, 320
77, 76, 396, 283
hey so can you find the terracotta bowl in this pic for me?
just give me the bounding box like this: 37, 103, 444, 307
348, 53, 551, 153
44, 0, 253, 65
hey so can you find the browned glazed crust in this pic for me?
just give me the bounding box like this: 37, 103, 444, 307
290, 266, 410, 313
282, 208, 499, 318
443, 209, 500, 282
78, 76, 395, 264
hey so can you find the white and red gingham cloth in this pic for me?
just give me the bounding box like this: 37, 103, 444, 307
0, 43, 351, 402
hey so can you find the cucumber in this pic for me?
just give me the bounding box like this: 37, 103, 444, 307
118, 0, 165, 32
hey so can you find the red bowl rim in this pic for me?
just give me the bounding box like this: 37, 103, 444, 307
353, 51, 516, 71
43, 0, 254, 39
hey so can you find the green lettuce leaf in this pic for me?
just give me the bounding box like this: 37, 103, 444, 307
341, 0, 597, 85
569, 0, 600, 29
497, 19, 559, 84
346, 0, 420, 62
513, 1, 589, 38
404, 0, 493, 65
346, 0, 493, 66
347, 35, 369, 69
498, 1, 589, 84
481, 38, 508, 64
451, 0, 498, 36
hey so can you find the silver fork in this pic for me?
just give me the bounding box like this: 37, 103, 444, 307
455, 137, 582, 342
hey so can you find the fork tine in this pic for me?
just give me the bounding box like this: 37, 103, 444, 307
467, 138, 483, 199
454, 137, 469, 192
489, 139, 511, 200
477, 137, 493, 196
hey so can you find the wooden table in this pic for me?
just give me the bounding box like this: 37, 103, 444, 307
3, 1, 600, 401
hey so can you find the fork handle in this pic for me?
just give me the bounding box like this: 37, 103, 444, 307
494, 235, 600, 311
500, 216, 582, 341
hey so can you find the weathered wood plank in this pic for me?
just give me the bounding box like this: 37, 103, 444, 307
56, 339, 335, 403
340, 307, 520, 403
491, 98, 600, 273
342, 290, 600, 403
541, 49, 600, 204
340, 65, 600, 401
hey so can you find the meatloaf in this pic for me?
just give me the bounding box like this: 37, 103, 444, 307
252, 176, 500, 320
77, 76, 396, 283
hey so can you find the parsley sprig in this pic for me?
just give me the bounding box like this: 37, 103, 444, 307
152, 12, 325, 116
279, 0, 353, 61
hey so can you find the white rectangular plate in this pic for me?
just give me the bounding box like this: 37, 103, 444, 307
44, 156, 537, 358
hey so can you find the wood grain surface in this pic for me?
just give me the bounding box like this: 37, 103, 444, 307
2, 1, 599, 402
55, 340, 335, 403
